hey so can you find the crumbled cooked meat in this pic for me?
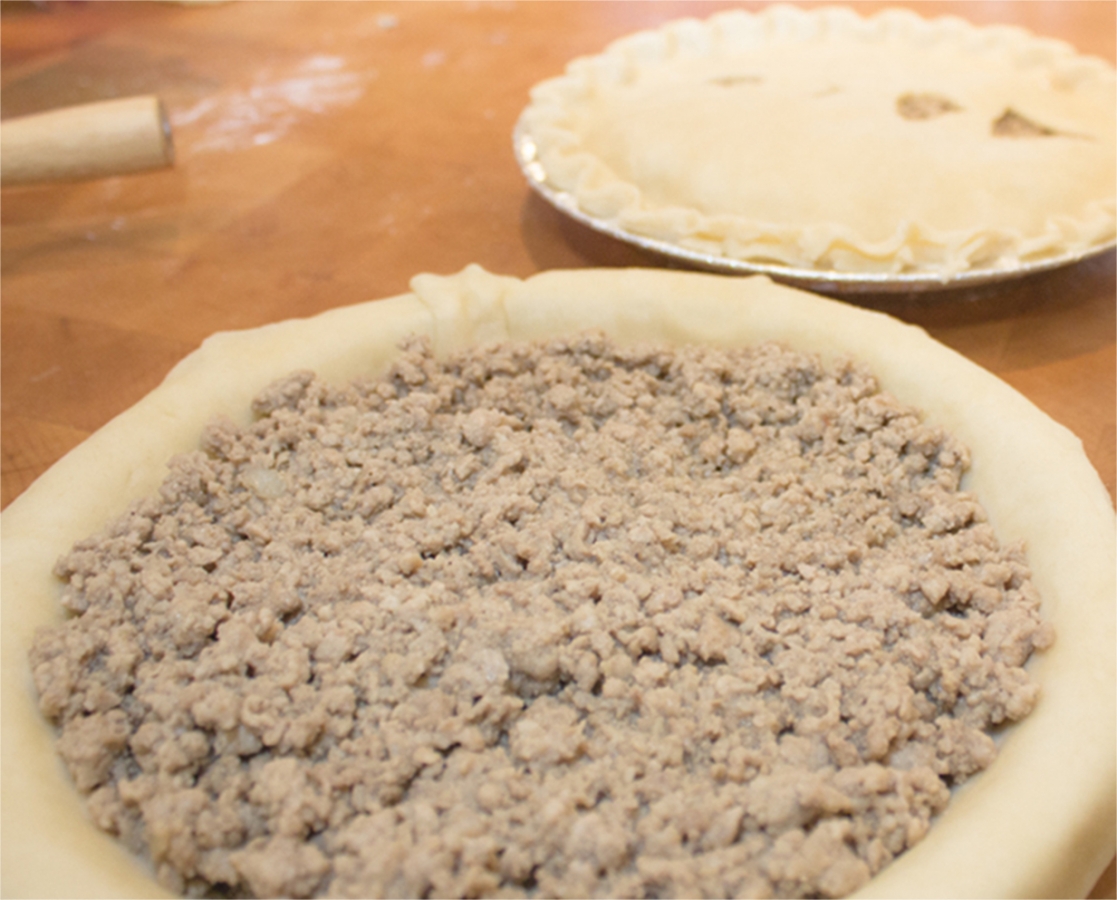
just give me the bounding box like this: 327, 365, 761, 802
30, 334, 1053, 899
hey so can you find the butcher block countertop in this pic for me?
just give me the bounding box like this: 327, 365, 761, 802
1, 2, 1113, 897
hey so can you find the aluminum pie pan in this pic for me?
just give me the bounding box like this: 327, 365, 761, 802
514, 120, 1116, 295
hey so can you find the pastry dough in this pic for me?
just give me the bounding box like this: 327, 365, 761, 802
2, 266, 1114, 898
519, 6, 1117, 275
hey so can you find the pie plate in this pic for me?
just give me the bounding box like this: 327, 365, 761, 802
514, 122, 1117, 294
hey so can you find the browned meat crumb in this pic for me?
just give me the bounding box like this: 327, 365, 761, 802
30, 334, 1053, 899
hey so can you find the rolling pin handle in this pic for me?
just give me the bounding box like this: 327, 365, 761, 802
0, 95, 175, 186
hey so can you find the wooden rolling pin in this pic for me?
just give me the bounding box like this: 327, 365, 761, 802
1, 95, 174, 186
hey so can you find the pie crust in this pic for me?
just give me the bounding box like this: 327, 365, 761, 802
518, 6, 1117, 276
2, 266, 1114, 898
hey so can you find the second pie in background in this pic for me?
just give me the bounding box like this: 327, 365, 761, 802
517, 5, 1116, 286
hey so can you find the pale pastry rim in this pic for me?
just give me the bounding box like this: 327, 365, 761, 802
1, 266, 1113, 898
517, 5, 1117, 277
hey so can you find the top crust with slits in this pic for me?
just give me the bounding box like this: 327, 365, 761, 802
519, 6, 1116, 274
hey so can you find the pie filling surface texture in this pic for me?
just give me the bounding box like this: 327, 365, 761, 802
28, 335, 1053, 899
3, 267, 1114, 900
520, 6, 1117, 274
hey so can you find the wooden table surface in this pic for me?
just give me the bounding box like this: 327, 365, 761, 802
2, 1, 1114, 897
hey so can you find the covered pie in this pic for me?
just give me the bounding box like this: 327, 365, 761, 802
518, 6, 1116, 276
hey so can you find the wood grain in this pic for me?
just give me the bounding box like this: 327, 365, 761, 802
2, 1, 1114, 895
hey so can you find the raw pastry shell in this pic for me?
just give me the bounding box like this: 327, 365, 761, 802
519, 5, 1117, 276
2, 266, 1114, 898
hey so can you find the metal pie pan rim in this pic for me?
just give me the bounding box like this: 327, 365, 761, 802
513, 120, 1116, 295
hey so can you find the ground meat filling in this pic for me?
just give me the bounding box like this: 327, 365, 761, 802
30, 335, 1053, 899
